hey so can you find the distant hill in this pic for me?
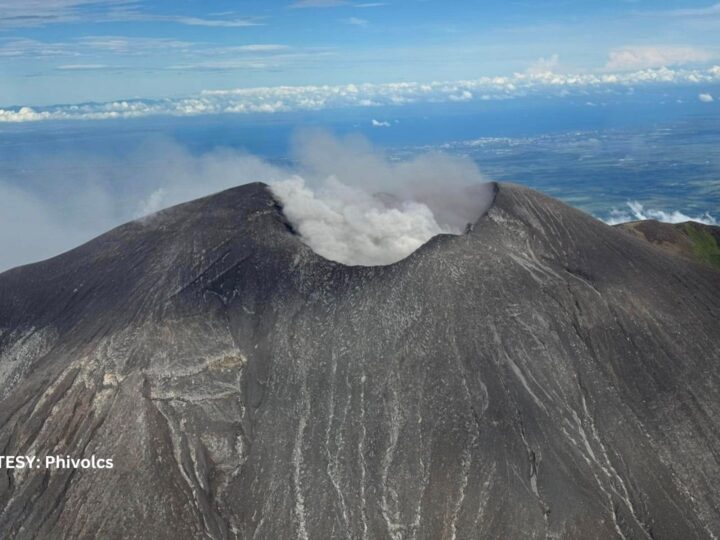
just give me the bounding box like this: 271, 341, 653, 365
616, 220, 720, 270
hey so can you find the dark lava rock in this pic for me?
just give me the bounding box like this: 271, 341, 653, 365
0, 182, 719, 539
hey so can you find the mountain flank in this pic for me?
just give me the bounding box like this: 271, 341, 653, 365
0, 182, 719, 539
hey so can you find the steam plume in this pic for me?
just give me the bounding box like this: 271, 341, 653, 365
271, 130, 494, 265
0, 131, 494, 270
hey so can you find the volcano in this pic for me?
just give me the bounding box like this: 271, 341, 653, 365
0, 182, 719, 539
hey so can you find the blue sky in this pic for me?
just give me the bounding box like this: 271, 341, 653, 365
0, 0, 719, 111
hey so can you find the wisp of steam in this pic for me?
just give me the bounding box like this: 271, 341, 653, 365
270, 131, 495, 266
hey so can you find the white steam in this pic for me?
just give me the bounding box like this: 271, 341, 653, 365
604, 201, 718, 226
272, 177, 455, 266
0, 131, 493, 271
270, 130, 494, 265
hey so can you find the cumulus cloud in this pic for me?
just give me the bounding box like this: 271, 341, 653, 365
2, 64, 720, 123
605, 46, 712, 71
699, 92, 715, 102
371, 119, 390, 127
0, 66, 718, 124
603, 201, 718, 226
526, 54, 560, 75
0, 131, 493, 270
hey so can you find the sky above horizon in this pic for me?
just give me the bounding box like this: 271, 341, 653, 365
1, 0, 720, 110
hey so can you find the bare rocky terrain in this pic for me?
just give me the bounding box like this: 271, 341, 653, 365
0, 182, 719, 539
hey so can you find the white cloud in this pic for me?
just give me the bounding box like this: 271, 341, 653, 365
290, 0, 383, 7
155, 15, 260, 27
227, 44, 290, 52
526, 54, 560, 75
371, 119, 390, 127
345, 16, 367, 26
604, 201, 718, 226
107, 12, 264, 27
76, 36, 193, 54
0, 1, 261, 28
0, 36, 298, 67
665, 3, 720, 17
448, 90, 473, 102
0, 38, 80, 58
167, 60, 270, 71
56, 63, 109, 70
606, 46, 712, 71
166, 50, 325, 72
290, 0, 349, 7
699, 92, 715, 102
0, 35, 195, 59
2, 64, 720, 123
0, 0, 132, 27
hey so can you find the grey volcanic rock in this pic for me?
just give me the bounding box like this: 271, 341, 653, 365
1, 182, 719, 539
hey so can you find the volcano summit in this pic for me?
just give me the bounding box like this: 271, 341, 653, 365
0, 182, 719, 539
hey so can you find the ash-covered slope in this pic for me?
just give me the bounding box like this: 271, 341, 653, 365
1, 182, 719, 539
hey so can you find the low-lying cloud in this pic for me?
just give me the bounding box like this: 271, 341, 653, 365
0, 131, 493, 271
603, 201, 718, 226
2, 65, 720, 123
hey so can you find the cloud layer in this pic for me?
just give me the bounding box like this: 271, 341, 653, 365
2, 65, 719, 123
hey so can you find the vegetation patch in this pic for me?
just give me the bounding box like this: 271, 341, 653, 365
684, 223, 720, 270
